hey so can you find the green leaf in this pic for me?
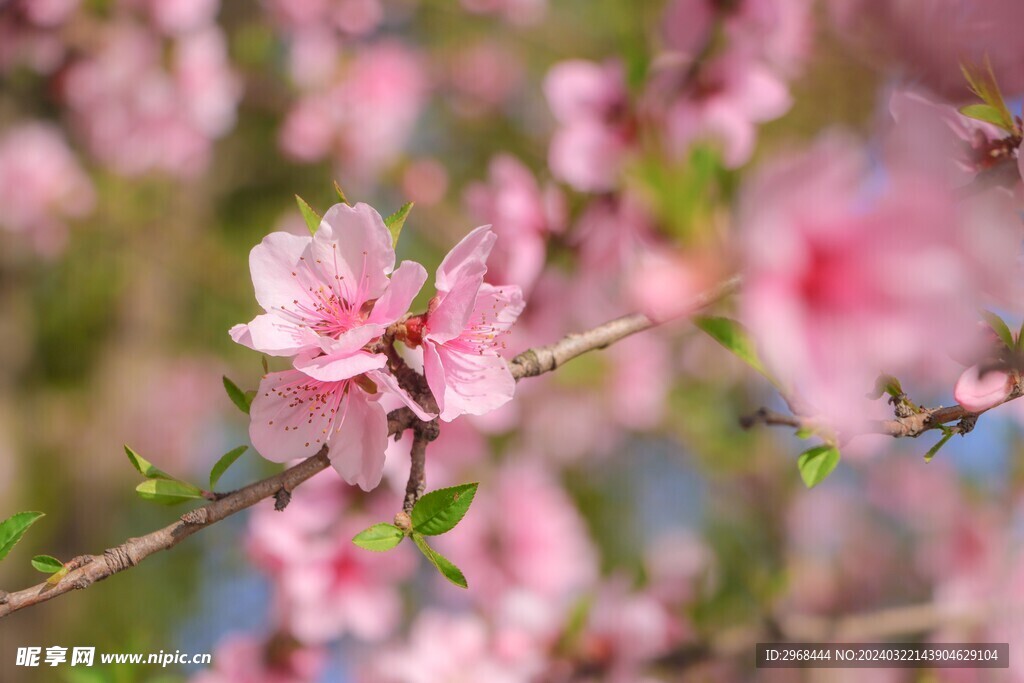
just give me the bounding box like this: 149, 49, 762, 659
31, 554, 63, 574
693, 316, 772, 382
413, 533, 467, 588
794, 427, 814, 440
959, 104, 1011, 129
135, 479, 205, 505
982, 310, 1015, 349
333, 181, 351, 206
411, 483, 478, 536
209, 445, 248, 490
960, 58, 1016, 133
295, 195, 321, 235
124, 445, 173, 480
352, 523, 405, 551
222, 375, 252, 415
0, 511, 45, 562
383, 202, 413, 248
867, 374, 903, 400
797, 445, 840, 488
924, 430, 955, 462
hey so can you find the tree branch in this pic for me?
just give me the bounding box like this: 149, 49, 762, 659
0, 276, 738, 619
508, 275, 741, 380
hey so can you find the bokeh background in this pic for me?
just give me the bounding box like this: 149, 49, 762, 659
2, 1, 1024, 681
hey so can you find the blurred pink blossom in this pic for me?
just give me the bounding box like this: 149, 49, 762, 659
544, 60, 632, 192
401, 158, 449, 207
191, 633, 325, 683
739, 134, 1006, 429
62, 23, 241, 177
463, 154, 565, 293
359, 609, 545, 683
829, 0, 1024, 97
247, 469, 416, 642
655, 52, 792, 168
433, 460, 598, 603
448, 43, 526, 117
0, 122, 94, 255
279, 42, 429, 185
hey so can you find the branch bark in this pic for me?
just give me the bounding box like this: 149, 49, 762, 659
0, 276, 738, 619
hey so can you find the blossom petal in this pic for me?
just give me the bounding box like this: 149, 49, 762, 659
471, 283, 525, 336
327, 390, 389, 491
295, 350, 388, 382
424, 343, 516, 422
435, 225, 495, 294
310, 202, 395, 305
367, 370, 436, 421
249, 370, 339, 462
953, 365, 1013, 413
230, 314, 319, 356
249, 231, 313, 313
368, 260, 427, 325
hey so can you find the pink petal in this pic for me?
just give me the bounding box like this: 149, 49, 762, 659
310, 202, 396, 304
471, 283, 525, 335
249, 370, 339, 462
327, 389, 389, 491
543, 60, 625, 124
229, 313, 319, 356
367, 370, 436, 421
424, 343, 516, 422
953, 365, 1013, 413
435, 225, 495, 294
295, 350, 387, 382
249, 231, 313, 313
368, 260, 427, 325
426, 273, 483, 344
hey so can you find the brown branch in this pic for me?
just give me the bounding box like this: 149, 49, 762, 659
509, 275, 740, 380
0, 276, 740, 619
403, 431, 430, 514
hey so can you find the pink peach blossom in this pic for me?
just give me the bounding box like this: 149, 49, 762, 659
544, 60, 632, 192
659, 53, 792, 168
829, 0, 1024, 98
463, 155, 565, 293
0, 122, 94, 254
432, 460, 598, 603
232, 202, 432, 487
279, 42, 428, 185
418, 226, 525, 422
739, 134, 1000, 428
953, 365, 1014, 413
247, 469, 416, 641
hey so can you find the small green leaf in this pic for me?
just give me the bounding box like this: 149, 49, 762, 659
959, 58, 1017, 133
333, 181, 351, 206
412, 483, 478, 536
223, 376, 252, 415
797, 445, 840, 488
352, 523, 405, 551
795, 427, 814, 440
413, 533, 467, 588
209, 446, 248, 490
261, 355, 269, 374
124, 445, 173, 480
924, 430, 955, 463
0, 511, 45, 562
31, 555, 63, 574
959, 104, 1012, 130
982, 310, 1015, 349
867, 374, 903, 400
135, 479, 205, 505
693, 316, 772, 382
383, 202, 413, 248
295, 195, 321, 235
